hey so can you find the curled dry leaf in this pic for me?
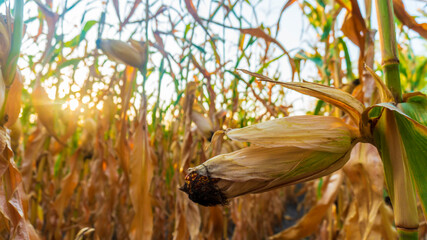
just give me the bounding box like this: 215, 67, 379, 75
393, 0, 427, 39
4, 69, 23, 128
341, 12, 366, 47
0, 127, 31, 239
364, 64, 394, 103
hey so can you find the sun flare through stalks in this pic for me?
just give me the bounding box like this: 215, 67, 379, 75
180, 115, 361, 206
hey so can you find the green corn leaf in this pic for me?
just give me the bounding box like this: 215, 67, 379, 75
374, 103, 427, 220
400, 93, 427, 126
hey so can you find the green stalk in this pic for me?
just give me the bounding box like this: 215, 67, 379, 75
0, 0, 23, 125
375, 0, 418, 238
375, 0, 402, 103
4, 0, 24, 86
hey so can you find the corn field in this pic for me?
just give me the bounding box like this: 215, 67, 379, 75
0, 0, 426, 239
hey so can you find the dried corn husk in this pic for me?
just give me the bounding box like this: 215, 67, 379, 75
97, 39, 147, 69
226, 115, 359, 152
180, 115, 359, 206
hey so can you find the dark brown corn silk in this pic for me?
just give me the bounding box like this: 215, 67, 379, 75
179, 171, 227, 206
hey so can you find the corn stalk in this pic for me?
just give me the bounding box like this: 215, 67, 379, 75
375, 0, 419, 238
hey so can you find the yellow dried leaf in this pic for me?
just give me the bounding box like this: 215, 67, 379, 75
129, 96, 153, 240
4, 69, 23, 128
364, 64, 394, 103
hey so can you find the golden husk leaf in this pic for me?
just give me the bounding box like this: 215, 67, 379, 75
226, 115, 358, 152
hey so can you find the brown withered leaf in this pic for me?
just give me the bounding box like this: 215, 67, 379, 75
179, 82, 197, 173
173, 190, 201, 240
0, 128, 30, 239
393, 0, 427, 39
185, 0, 203, 25
121, 0, 142, 28
115, 67, 137, 179
112, 0, 121, 22
341, 201, 363, 239
173, 192, 190, 240
339, 0, 367, 47
341, 13, 363, 47
173, 82, 201, 240
153, 31, 167, 57
53, 150, 81, 220
364, 64, 394, 102
129, 95, 154, 240
191, 55, 211, 80
20, 127, 47, 191
240, 28, 288, 54
342, 143, 397, 239
270, 173, 344, 240
4, 69, 23, 128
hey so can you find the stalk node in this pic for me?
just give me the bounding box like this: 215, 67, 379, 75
382, 59, 400, 66
396, 225, 419, 232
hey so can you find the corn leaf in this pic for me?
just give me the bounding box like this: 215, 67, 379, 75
399, 93, 427, 126
129, 95, 154, 240
364, 64, 394, 103
393, 0, 427, 39
239, 69, 365, 125
372, 103, 427, 219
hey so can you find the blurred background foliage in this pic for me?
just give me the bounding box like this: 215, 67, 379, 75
0, 0, 426, 239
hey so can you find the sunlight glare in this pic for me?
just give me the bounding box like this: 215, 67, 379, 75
69, 99, 79, 111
